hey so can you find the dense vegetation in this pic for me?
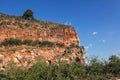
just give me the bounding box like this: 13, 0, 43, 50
0, 55, 120, 80
0, 38, 65, 48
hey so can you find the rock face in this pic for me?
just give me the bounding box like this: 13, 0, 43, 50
0, 46, 86, 70
0, 13, 86, 70
0, 25, 80, 46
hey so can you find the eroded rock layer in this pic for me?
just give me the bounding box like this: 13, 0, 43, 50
0, 13, 86, 70
0, 46, 86, 70
0, 25, 80, 46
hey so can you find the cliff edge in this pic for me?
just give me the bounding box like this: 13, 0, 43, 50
0, 13, 86, 70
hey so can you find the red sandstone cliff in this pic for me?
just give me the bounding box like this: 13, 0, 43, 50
0, 25, 80, 46
0, 13, 86, 70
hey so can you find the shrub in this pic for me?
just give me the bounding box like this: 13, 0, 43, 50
22, 39, 32, 45
56, 43, 65, 47
0, 55, 120, 79
39, 41, 54, 47
1, 38, 22, 46
32, 40, 40, 46
108, 55, 120, 76
69, 43, 80, 48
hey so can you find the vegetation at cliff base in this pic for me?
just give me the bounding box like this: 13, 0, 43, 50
0, 55, 120, 80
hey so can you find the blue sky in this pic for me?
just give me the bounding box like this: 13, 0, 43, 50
0, 0, 120, 59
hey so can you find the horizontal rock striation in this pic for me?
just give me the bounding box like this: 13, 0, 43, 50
0, 25, 80, 46
0, 13, 86, 70
0, 46, 86, 70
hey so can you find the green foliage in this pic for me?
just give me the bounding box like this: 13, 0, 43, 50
0, 38, 119, 79
59, 62, 86, 79
108, 55, 120, 76
31, 40, 40, 46
39, 41, 54, 47
56, 43, 65, 47
0, 55, 120, 80
24, 61, 47, 80
22, 9, 34, 20
1, 38, 22, 46
22, 39, 33, 45
0, 71, 8, 80
0, 38, 65, 48
87, 57, 104, 76
69, 43, 80, 48
0, 62, 26, 80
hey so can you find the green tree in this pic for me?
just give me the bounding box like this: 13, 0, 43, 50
1, 62, 26, 80
108, 55, 120, 76
22, 9, 34, 20
87, 57, 104, 76
24, 61, 47, 80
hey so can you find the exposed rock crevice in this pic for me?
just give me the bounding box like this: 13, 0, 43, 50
0, 25, 80, 46
0, 13, 86, 70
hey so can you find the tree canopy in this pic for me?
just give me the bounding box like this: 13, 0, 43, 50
22, 9, 34, 20
0, 55, 120, 80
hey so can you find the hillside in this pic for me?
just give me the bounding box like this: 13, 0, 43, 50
0, 13, 86, 70
0, 13, 80, 46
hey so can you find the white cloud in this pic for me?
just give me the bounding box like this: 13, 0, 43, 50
92, 32, 98, 35
102, 40, 106, 43
85, 43, 93, 51
85, 46, 89, 51
64, 21, 72, 25
89, 43, 93, 47
99, 39, 106, 43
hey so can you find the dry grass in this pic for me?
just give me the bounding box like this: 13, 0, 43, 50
0, 13, 69, 31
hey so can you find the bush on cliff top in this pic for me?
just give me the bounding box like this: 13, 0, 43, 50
22, 9, 34, 20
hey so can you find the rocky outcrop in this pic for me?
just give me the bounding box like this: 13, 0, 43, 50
0, 46, 86, 70
0, 25, 80, 46
0, 13, 86, 70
